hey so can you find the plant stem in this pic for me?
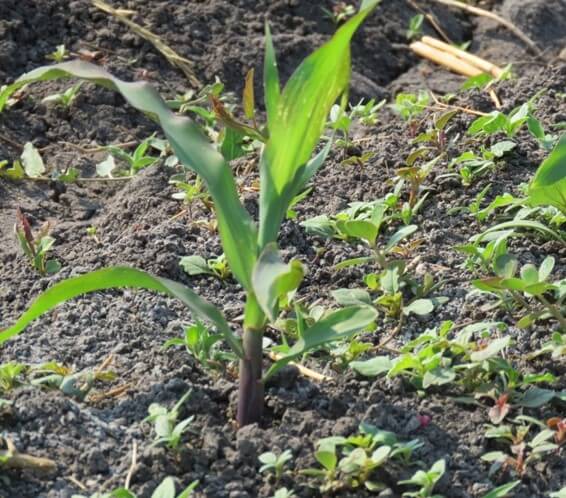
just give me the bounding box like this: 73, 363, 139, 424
237, 295, 266, 426
537, 295, 566, 332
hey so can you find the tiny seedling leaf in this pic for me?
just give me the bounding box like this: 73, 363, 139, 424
21, 142, 46, 178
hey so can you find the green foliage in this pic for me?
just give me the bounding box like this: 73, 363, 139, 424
15, 208, 61, 276
449, 141, 516, 186
399, 459, 445, 497
163, 321, 236, 372
406, 14, 424, 40
530, 332, 566, 359
0, 362, 27, 392
393, 91, 429, 121
46, 44, 69, 63
322, 2, 357, 25
72, 477, 198, 498
144, 390, 194, 450
528, 134, 566, 214
468, 104, 529, 138
270, 488, 296, 498
258, 449, 293, 480
104, 137, 160, 176
482, 416, 560, 477
481, 480, 520, 498
302, 423, 421, 493
180, 253, 231, 280
42, 82, 82, 107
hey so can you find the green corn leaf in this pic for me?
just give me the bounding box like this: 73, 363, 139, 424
258, 1, 379, 247
1, 61, 257, 289
0, 267, 243, 358
265, 305, 377, 380
263, 23, 280, 131
529, 134, 566, 214
252, 243, 305, 322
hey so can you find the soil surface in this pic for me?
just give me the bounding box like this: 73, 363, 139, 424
0, 1, 565, 498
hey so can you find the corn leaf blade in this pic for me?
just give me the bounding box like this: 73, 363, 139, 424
0, 267, 243, 358
264, 305, 377, 379
258, 2, 379, 247
1, 61, 257, 289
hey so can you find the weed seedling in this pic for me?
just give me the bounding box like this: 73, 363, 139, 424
0, 362, 27, 392
46, 44, 69, 63
322, 2, 356, 25
42, 82, 82, 108
407, 14, 424, 40
473, 255, 566, 331
106, 137, 160, 175
180, 253, 231, 280
258, 449, 293, 481
15, 208, 61, 275
145, 390, 193, 450
399, 459, 446, 497
163, 321, 236, 373
482, 417, 560, 477
393, 91, 429, 122
169, 174, 213, 215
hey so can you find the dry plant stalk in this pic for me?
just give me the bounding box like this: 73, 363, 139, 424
91, 0, 201, 87
0, 439, 56, 473
431, 0, 542, 57
421, 36, 503, 78
268, 352, 331, 382
411, 40, 483, 77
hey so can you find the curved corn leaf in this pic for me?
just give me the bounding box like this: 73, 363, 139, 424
264, 305, 377, 380
258, 1, 380, 247
0, 267, 244, 358
529, 134, 566, 214
263, 23, 280, 131
1, 61, 257, 289
252, 243, 305, 322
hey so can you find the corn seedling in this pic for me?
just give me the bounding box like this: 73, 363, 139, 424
0, 2, 380, 427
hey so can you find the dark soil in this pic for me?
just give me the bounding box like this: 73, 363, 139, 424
0, 1, 565, 497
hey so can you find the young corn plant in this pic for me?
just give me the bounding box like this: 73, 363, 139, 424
0, 2, 380, 427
